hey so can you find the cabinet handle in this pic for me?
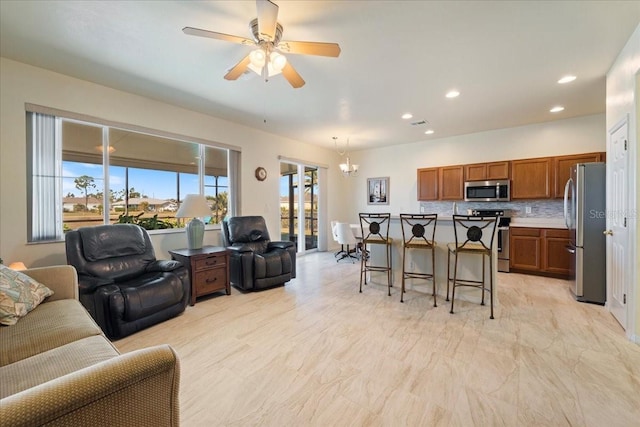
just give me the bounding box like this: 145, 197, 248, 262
206, 277, 217, 283
205, 260, 217, 265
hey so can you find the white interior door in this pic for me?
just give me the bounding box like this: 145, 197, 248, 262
607, 118, 628, 328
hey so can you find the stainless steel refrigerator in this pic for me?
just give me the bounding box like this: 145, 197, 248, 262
563, 162, 606, 304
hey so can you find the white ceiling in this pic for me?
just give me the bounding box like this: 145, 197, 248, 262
1, 1, 638, 151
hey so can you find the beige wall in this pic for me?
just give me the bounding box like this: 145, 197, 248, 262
344, 114, 605, 221
0, 57, 349, 266
605, 24, 639, 343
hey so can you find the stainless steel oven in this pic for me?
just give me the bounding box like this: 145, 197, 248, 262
470, 209, 511, 272
497, 226, 510, 273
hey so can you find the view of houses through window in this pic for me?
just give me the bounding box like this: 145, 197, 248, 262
28, 112, 230, 241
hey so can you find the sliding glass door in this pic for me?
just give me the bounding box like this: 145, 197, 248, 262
280, 162, 319, 253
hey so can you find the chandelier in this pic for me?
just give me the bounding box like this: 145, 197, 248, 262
334, 137, 359, 177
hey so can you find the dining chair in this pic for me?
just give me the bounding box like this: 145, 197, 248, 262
359, 213, 393, 295
400, 213, 438, 306
334, 222, 359, 263
331, 220, 346, 258
446, 214, 498, 319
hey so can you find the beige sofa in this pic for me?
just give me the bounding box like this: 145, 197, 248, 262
0, 265, 180, 427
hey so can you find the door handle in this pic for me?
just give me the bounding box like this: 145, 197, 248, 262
565, 245, 575, 254
603, 230, 613, 236
563, 179, 571, 229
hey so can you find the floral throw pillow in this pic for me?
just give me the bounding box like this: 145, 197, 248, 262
0, 265, 54, 326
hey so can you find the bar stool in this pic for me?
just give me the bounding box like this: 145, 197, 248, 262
447, 215, 498, 319
400, 213, 438, 306
359, 213, 393, 295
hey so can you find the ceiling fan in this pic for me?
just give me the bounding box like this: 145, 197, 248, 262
182, 0, 341, 89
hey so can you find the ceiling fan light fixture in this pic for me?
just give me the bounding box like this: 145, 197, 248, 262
270, 51, 287, 72
249, 49, 266, 68
183, 0, 340, 88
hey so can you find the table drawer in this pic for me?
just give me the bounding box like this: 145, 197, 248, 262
194, 255, 225, 271
194, 268, 227, 294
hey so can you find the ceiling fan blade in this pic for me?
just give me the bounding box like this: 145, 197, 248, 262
256, 0, 279, 41
224, 54, 252, 81
282, 62, 305, 88
278, 40, 341, 57
182, 27, 254, 46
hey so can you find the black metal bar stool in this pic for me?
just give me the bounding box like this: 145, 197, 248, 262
447, 215, 498, 319
359, 213, 393, 295
400, 213, 438, 306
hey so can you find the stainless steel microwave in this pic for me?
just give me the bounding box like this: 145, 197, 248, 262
464, 180, 510, 202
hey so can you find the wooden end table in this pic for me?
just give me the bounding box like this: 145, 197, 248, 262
169, 246, 230, 306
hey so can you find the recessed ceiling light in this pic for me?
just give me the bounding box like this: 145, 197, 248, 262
550, 106, 565, 113
401, 113, 413, 119
425, 129, 434, 135
558, 75, 576, 84
445, 90, 460, 98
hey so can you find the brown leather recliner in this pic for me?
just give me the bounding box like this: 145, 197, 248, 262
222, 216, 296, 291
65, 224, 190, 339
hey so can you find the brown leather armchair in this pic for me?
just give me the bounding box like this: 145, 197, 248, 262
222, 216, 296, 291
65, 224, 190, 339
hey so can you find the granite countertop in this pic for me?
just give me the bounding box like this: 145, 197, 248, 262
509, 217, 566, 229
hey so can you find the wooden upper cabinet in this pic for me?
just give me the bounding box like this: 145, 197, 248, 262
417, 152, 602, 202
486, 161, 510, 179
553, 152, 604, 198
511, 157, 553, 199
465, 161, 510, 181
417, 167, 439, 201
439, 165, 464, 200
465, 163, 487, 181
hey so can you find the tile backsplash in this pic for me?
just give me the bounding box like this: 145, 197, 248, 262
419, 199, 563, 218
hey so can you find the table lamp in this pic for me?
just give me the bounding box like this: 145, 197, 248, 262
175, 194, 212, 250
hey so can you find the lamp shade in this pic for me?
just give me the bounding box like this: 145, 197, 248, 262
176, 194, 211, 218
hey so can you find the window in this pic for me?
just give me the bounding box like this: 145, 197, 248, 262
27, 110, 238, 242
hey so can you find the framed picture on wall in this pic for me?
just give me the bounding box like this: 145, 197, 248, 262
367, 177, 389, 205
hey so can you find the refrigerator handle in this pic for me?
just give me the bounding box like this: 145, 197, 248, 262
563, 178, 572, 229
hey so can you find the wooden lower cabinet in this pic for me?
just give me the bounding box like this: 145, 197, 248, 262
510, 228, 542, 271
510, 227, 571, 278
542, 229, 572, 276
